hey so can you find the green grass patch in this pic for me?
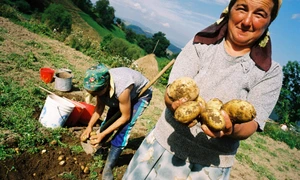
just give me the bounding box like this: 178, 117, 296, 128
262, 122, 300, 149
236, 153, 276, 180
239, 140, 252, 151
79, 12, 111, 38
78, 12, 126, 40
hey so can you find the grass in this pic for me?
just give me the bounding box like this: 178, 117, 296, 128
236, 152, 276, 180
79, 12, 126, 40
79, 12, 111, 39
262, 122, 300, 149
236, 128, 299, 179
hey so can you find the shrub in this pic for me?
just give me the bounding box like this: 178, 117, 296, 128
0, 4, 21, 21
126, 47, 141, 60
15, 0, 31, 14
42, 3, 72, 34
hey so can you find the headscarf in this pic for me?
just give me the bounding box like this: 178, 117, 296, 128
83, 63, 110, 91
193, 0, 282, 71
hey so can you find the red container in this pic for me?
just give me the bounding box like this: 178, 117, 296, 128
64, 100, 85, 127
40, 67, 55, 83
79, 102, 95, 125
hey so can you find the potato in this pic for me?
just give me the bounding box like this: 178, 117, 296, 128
80, 134, 88, 142
200, 109, 225, 131
221, 99, 256, 123
90, 131, 97, 136
81, 131, 97, 142
168, 77, 199, 101
174, 101, 202, 124
206, 98, 223, 110
195, 95, 206, 107
59, 160, 66, 166
83, 166, 90, 174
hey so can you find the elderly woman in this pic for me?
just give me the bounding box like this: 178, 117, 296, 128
123, 0, 283, 179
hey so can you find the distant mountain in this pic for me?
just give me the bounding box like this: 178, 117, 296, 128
120, 17, 153, 33
122, 19, 181, 54
168, 44, 181, 54
126, 24, 153, 38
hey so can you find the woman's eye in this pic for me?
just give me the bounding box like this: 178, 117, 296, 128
255, 12, 267, 18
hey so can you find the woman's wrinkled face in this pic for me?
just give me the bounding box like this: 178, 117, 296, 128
227, 0, 274, 47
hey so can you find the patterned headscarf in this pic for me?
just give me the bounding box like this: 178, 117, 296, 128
193, 0, 282, 71
83, 63, 110, 91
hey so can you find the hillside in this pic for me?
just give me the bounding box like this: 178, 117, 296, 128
0, 1, 299, 180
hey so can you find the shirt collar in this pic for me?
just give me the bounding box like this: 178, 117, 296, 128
109, 75, 114, 98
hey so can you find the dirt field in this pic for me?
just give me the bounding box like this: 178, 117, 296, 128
0, 17, 299, 180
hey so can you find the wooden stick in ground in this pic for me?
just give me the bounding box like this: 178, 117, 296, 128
100, 59, 175, 132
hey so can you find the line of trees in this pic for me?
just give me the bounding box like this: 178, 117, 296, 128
73, 0, 171, 58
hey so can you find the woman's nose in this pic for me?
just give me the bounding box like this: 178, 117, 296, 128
241, 14, 252, 29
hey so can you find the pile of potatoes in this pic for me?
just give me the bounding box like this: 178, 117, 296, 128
168, 77, 256, 131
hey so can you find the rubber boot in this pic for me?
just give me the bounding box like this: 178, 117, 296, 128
102, 145, 123, 180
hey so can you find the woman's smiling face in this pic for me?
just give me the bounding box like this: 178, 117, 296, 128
227, 0, 274, 48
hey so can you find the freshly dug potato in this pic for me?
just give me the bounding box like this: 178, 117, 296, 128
206, 98, 223, 110
80, 131, 97, 142
90, 131, 97, 136
200, 109, 226, 131
195, 95, 206, 107
174, 101, 203, 124
80, 134, 88, 142
168, 77, 199, 101
221, 99, 256, 123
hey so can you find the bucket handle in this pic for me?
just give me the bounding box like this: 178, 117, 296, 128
57, 106, 69, 122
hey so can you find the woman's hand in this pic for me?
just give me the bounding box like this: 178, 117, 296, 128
89, 133, 105, 147
201, 110, 233, 138
165, 87, 188, 112
80, 127, 92, 142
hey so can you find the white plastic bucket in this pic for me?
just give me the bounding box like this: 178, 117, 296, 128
39, 94, 75, 128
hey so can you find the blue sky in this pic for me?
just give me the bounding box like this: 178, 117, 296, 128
91, 0, 300, 66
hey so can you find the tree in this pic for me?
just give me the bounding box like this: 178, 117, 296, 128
274, 61, 300, 124
94, 0, 115, 27
137, 35, 153, 54
125, 29, 137, 43
15, 0, 31, 14
42, 3, 72, 34
116, 18, 122, 25
152, 32, 170, 57
72, 0, 94, 17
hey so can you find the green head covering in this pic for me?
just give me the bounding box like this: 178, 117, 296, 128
84, 63, 110, 92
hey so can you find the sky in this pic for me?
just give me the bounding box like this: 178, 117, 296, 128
91, 0, 300, 66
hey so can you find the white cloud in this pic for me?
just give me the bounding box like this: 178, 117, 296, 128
292, 14, 300, 19
161, 22, 170, 28
133, 3, 147, 13
197, 0, 229, 5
